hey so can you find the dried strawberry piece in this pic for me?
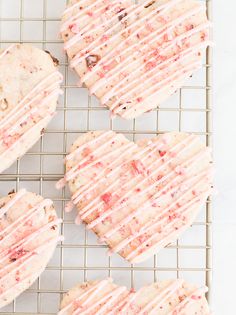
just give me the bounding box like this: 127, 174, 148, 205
191, 295, 202, 300
131, 160, 146, 175
186, 24, 194, 31
145, 61, 156, 71
101, 192, 112, 204
86, 11, 93, 17
82, 147, 92, 157
137, 97, 143, 103
159, 150, 166, 157
85, 54, 101, 68
9, 248, 29, 262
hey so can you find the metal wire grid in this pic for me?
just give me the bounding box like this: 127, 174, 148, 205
0, 0, 212, 314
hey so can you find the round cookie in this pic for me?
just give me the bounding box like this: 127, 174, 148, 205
61, 0, 211, 119
0, 189, 62, 308
0, 44, 63, 173
57, 131, 213, 264
58, 278, 210, 314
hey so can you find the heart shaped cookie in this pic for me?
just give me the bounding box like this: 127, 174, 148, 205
0, 189, 62, 308
58, 278, 210, 314
61, 0, 211, 119
57, 131, 212, 264
0, 44, 63, 174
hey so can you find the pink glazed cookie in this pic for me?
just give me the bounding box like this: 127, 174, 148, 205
0, 189, 62, 308
0, 44, 63, 173
58, 278, 210, 314
57, 131, 213, 264
61, 0, 211, 119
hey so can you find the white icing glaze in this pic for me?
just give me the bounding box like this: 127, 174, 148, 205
62, 0, 210, 119
70, 0, 187, 68
73, 286, 126, 315
74, 134, 196, 220
107, 291, 136, 315
98, 148, 210, 236
0, 71, 63, 130
59, 278, 210, 314
0, 235, 63, 299
139, 280, 184, 314
107, 40, 210, 111
62, 0, 113, 33
0, 199, 53, 242
0, 191, 62, 304
126, 189, 211, 262
0, 218, 62, 266
0, 189, 26, 218
71, 142, 135, 204
90, 21, 211, 96
0, 86, 62, 146
66, 130, 114, 161
115, 61, 202, 116
0, 112, 54, 160
65, 134, 122, 181
58, 279, 112, 315
166, 286, 208, 315
63, 2, 132, 50
60, 131, 212, 263
0, 68, 63, 166
107, 171, 211, 255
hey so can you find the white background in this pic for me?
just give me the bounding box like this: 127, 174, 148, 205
0, 0, 235, 314
213, 1, 236, 314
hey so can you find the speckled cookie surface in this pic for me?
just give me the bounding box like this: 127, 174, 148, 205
58, 278, 210, 314
0, 189, 62, 308
58, 130, 212, 264
61, 0, 210, 119
0, 44, 62, 174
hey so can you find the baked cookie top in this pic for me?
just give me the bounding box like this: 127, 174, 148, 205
59, 278, 210, 314
61, 0, 211, 119
0, 189, 62, 308
57, 130, 212, 263
0, 44, 63, 173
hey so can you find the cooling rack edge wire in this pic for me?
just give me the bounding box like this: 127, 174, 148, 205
0, 0, 213, 314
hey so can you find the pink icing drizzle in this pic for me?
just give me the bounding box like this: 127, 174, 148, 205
58, 278, 209, 314
58, 279, 112, 315
69, 0, 185, 68
166, 286, 208, 315
0, 191, 62, 300
139, 280, 184, 314
90, 21, 210, 96
0, 189, 26, 218
61, 0, 210, 118
58, 130, 212, 262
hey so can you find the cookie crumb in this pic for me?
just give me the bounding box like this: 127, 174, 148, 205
144, 1, 155, 8
0, 98, 8, 111
45, 50, 59, 67
8, 189, 15, 195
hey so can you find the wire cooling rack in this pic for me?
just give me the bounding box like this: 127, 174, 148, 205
0, 0, 212, 314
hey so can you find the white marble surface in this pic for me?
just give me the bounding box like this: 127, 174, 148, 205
212, 0, 236, 314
